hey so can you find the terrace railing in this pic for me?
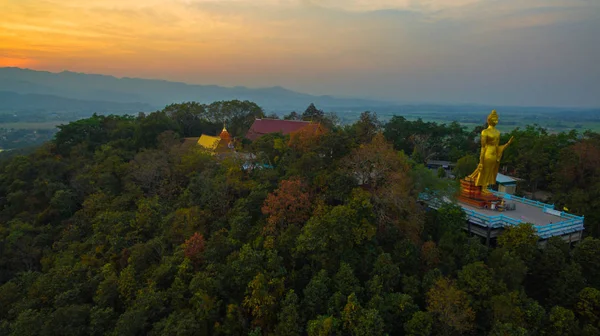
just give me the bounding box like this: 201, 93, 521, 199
536, 219, 584, 239
489, 190, 555, 210
419, 191, 585, 239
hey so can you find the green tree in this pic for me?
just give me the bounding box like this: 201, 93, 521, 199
334, 262, 362, 298
426, 277, 475, 335
552, 136, 600, 236
296, 189, 376, 270
489, 291, 545, 332
302, 103, 325, 122
243, 273, 284, 331
369, 293, 418, 334
370, 253, 400, 293
118, 265, 138, 305
526, 237, 569, 305
341, 293, 384, 336
162, 101, 210, 137
42, 305, 90, 336
497, 223, 538, 263
284, 111, 301, 120
488, 322, 528, 336
0, 281, 20, 320
134, 111, 181, 149
430, 229, 477, 276
437, 166, 446, 179
110, 309, 149, 336
546, 262, 586, 308
54, 114, 108, 155
488, 248, 527, 291
582, 324, 600, 336
457, 262, 499, 311
275, 290, 302, 336
546, 306, 579, 336
576, 287, 600, 326
352, 111, 381, 144
205, 100, 265, 137
453, 154, 478, 180
404, 311, 433, 336
303, 270, 332, 318
151, 310, 206, 336
9, 309, 45, 336
307, 315, 341, 336
90, 307, 117, 336
573, 237, 600, 288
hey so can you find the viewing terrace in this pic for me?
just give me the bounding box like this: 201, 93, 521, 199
421, 190, 585, 246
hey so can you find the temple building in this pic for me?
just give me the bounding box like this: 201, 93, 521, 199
495, 173, 523, 195
183, 126, 235, 155
197, 134, 221, 152
245, 118, 320, 141
426, 160, 455, 171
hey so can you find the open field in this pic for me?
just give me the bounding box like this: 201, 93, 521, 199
395, 116, 600, 133
360, 106, 600, 133
391, 117, 600, 133
1, 106, 599, 134
0, 121, 64, 130
2, 117, 599, 134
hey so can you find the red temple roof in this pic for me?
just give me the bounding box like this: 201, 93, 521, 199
245, 118, 315, 140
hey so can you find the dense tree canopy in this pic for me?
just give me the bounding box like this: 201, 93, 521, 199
1, 101, 600, 335
162, 100, 265, 138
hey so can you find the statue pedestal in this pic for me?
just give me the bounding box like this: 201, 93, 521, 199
458, 177, 502, 209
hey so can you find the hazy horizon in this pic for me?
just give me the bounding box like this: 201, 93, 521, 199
3, 66, 599, 110
2, 0, 599, 108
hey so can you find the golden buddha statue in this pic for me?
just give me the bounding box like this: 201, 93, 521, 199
468, 110, 513, 194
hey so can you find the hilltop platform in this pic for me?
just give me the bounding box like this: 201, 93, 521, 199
421, 190, 585, 246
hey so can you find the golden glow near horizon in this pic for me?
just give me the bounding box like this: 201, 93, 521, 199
1, 0, 599, 106
1, 0, 577, 71
1, 0, 250, 71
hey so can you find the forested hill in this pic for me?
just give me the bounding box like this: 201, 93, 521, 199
1, 101, 600, 336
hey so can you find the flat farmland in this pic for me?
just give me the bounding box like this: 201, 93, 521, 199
0, 121, 63, 130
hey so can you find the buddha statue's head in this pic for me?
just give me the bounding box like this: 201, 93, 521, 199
487, 110, 499, 127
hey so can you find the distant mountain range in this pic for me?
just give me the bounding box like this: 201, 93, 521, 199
1, 67, 597, 128
0, 91, 152, 113
0, 67, 396, 115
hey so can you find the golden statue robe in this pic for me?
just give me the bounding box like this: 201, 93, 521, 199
470, 127, 510, 187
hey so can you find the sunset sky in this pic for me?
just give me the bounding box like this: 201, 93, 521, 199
1, 0, 599, 107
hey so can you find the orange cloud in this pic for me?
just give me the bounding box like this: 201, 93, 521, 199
0, 57, 37, 68
1, 0, 598, 100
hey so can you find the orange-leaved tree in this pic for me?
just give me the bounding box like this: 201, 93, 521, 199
421, 241, 441, 272
343, 133, 423, 242
261, 178, 312, 234
288, 123, 326, 153
184, 232, 206, 266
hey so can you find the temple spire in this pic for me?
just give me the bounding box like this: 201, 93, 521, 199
219, 121, 231, 142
